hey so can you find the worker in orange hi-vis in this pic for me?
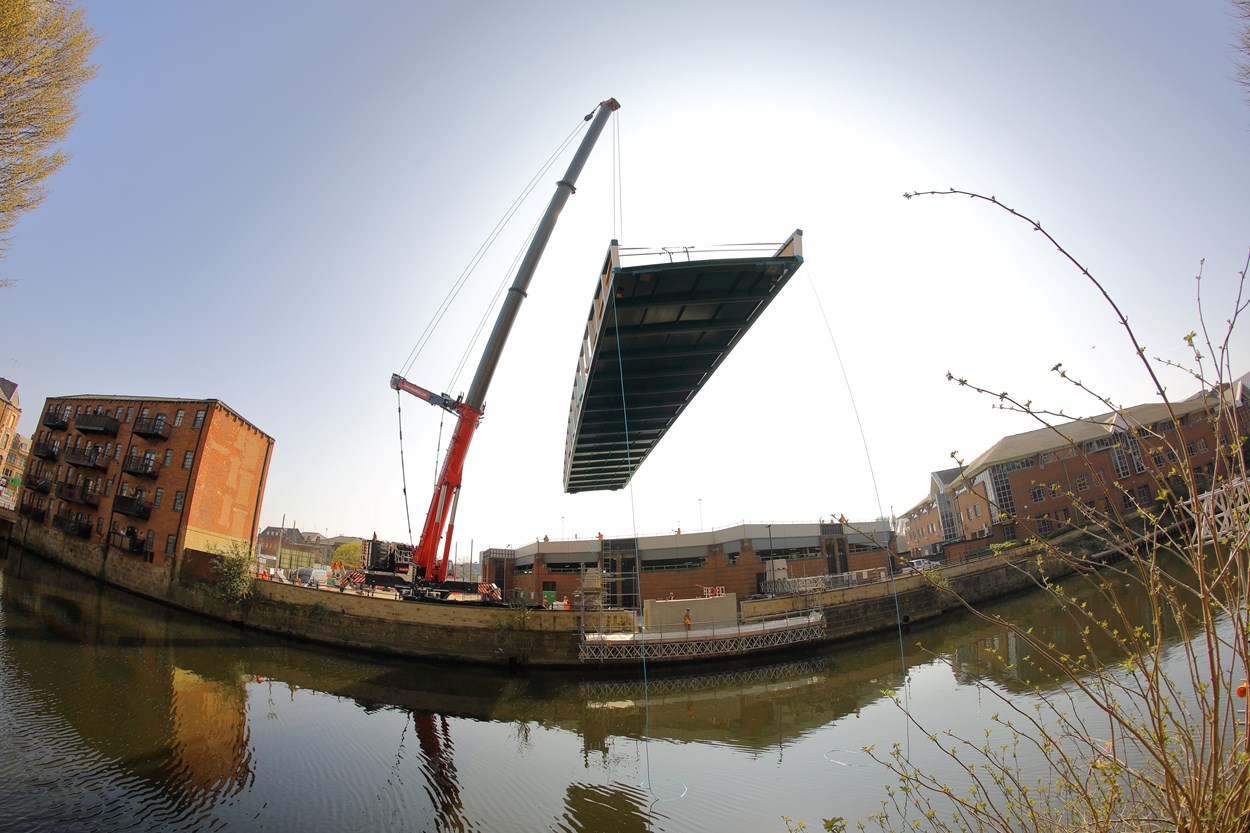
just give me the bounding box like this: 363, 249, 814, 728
684, 609, 692, 631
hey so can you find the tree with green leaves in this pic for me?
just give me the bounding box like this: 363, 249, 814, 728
334, 540, 362, 566
0, 0, 97, 270
211, 541, 256, 606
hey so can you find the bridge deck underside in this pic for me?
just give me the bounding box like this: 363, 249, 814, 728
564, 236, 803, 494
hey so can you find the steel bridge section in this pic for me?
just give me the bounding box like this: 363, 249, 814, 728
564, 230, 804, 494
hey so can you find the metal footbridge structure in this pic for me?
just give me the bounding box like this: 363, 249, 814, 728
578, 610, 827, 663
563, 231, 804, 493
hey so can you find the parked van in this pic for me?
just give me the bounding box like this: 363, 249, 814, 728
906, 558, 941, 572
293, 567, 330, 587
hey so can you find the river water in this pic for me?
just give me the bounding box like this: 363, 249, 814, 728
0, 546, 1198, 833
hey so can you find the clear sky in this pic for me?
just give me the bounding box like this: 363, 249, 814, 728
3, 1, 1248, 558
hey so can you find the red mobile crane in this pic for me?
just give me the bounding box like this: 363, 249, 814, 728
390, 97, 620, 597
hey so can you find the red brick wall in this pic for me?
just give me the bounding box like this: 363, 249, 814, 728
491, 537, 886, 605
185, 403, 272, 553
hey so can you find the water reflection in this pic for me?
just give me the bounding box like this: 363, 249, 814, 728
0, 546, 1205, 832
558, 782, 668, 833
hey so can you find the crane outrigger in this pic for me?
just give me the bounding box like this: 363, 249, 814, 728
389, 97, 620, 598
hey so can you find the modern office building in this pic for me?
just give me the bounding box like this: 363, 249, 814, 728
483, 520, 897, 607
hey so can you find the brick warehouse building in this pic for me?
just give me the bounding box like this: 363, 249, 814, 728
17, 395, 273, 567
902, 380, 1249, 561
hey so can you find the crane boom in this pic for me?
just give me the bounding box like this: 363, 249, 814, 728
395, 97, 620, 587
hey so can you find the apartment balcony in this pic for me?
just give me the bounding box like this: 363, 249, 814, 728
108, 531, 151, 555
41, 409, 68, 430
121, 454, 159, 478
52, 514, 92, 538
55, 482, 101, 507
132, 417, 170, 440
24, 474, 53, 494
113, 493, 152, 520
75, 412, 120, 437
17, 502, 46, 522
64, 447, 109, 470
31, 440, 60, 461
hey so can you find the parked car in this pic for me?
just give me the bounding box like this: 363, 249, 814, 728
906, 558, 942, 572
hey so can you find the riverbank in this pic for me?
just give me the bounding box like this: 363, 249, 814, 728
0, 512, 1082, 668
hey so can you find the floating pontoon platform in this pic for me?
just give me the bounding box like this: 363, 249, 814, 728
579, 610, 826, 663
563, 230, 804, 493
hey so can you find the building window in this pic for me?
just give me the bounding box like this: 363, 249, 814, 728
96, 517, 103, 534
165, 534, 177, 556
163, 449, 173, 467
125, 406, 134, 423
182, 451, 194, 469
1111, 446, 1131, 479
1196, 437, 1208, 453
174, 409, 185, 427
1030, 485, 1045, 503
541, 581, 556, 592
153, 488, 164, 508
104, 478, 113, 497
1075, 474, 1088, 492
193, 409, 206, 428
140, 407, 149, 420
173, 491, 184, 511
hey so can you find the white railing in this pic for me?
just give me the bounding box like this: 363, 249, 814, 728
579, 610, 826, 662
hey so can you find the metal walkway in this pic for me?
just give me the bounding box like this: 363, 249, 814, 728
579, 612, 826, 662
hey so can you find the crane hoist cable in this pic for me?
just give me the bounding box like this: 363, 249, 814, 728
398, 117, 591, 383
393, 111, 602, 552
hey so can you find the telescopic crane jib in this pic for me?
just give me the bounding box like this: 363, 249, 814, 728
390, 97, 620, 589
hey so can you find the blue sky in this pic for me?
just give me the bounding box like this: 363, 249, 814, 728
4, 1, 1248, 557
